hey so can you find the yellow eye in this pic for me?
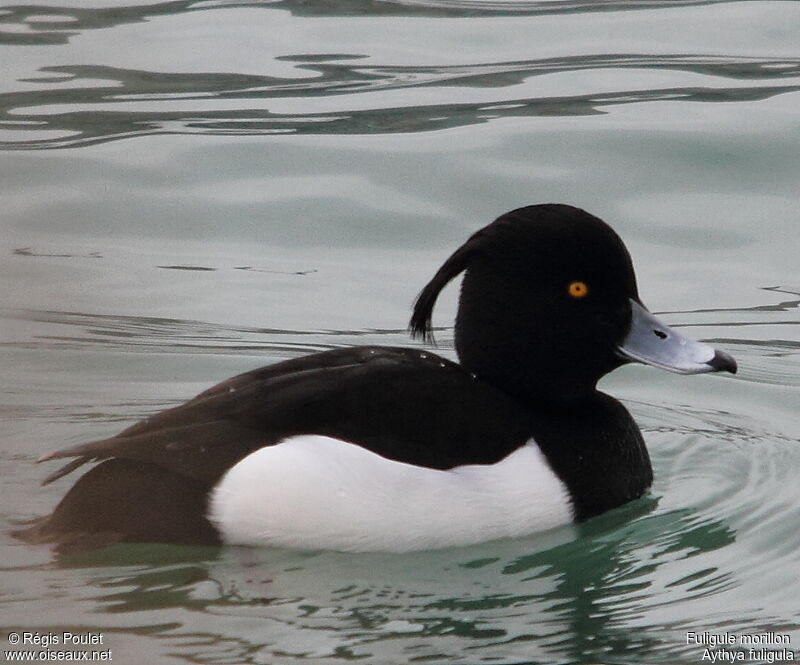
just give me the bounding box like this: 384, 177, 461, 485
567, 281, 589, 299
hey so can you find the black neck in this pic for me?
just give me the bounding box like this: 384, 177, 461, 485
526, 391, 653, 521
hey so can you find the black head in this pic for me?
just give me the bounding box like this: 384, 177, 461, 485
410, 204, 640, 404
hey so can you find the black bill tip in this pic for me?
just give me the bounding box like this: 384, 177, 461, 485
708, 349, 737, 374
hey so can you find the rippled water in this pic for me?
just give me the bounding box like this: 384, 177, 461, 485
1, 1, 799, 663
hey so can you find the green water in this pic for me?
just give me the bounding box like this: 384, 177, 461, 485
1, 1, 799, 663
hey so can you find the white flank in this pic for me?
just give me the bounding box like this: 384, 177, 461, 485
208, 435, 573, 552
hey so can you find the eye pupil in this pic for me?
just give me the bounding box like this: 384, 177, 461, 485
568, 281, 589, 298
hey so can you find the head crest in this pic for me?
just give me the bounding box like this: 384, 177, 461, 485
409, 233, 481, 344
409, 205, 600, 344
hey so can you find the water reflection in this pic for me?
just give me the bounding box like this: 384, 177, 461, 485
0, 2, 195, 46
2, 54, 799, 149
4, 308, 411, 356
0, 0, 762, 47
13, 247, 103, 259
43, 498, 745, 664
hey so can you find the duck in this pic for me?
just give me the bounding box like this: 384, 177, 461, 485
22, 204, 737, 553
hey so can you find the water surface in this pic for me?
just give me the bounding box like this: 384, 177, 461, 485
1, 1, 799, 663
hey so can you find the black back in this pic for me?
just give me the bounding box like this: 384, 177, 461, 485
40, 347, 535, 486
